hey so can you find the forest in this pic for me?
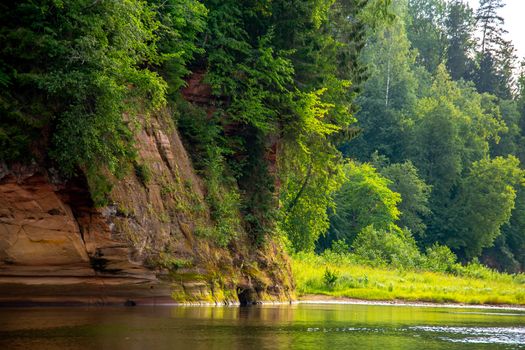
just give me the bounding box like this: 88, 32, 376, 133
1, 0, 525, 299
324, 0, 525, 274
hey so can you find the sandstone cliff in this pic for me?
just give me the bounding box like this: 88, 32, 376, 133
0, 110, 294, 305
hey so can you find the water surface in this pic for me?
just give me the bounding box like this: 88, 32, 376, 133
1, 303, 524, 349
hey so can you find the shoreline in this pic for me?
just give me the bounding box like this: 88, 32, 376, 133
1, 295, 525, 311
296, 294, 525, 311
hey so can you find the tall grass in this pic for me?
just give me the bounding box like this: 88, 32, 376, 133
293, 252, 525, 305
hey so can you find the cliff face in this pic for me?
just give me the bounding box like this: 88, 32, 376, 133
0, 111, 294, 305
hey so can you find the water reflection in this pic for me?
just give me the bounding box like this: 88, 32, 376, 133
0, 303, 524, 350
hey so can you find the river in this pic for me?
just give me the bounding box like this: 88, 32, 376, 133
1, 303, 524, 349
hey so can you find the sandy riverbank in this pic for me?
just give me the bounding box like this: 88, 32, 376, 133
297, 294, 525, 311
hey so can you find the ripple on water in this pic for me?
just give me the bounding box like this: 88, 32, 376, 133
410, 326, 525, 345
305, 325, 525, 346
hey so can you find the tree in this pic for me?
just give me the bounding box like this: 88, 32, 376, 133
151, 0, 208, 92
516, 63, 525, 163
490, 99, 521, 157
345, 8, 419, 162
328, 0, 394, 98
477, 0, 505, 55
410, 66, 506, 245
277, 0, 393, 251
473, 0, 516, 98
352, 225, 423, 268
406, 0, 448, 72
0, 0, 169, 204
495, 39, 518, 98
445, 0, 476, 81
318, 161, 401, 249
496, 188, 525, 272
447, 156, 524, 260
380, 161, 432, 237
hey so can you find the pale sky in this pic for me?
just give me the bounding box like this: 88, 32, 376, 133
465, 0, 525, 59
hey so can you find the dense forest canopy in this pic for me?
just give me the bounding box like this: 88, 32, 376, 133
337, 0, 525, 272
1, 0, 525, 274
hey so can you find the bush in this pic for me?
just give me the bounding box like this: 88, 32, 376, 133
134, 162, 152, 186
332, 239, 350, 255
453, 258, 504, 280
175, 100, 241, 247
423, 244, 457, 272
323, 268, 338, 289
352, 225, 423, 269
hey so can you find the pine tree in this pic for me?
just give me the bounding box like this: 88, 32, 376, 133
445, 0, 476, 81
495, 39, 518, 98
477, 0, 506, 55
473, 0, 515, 98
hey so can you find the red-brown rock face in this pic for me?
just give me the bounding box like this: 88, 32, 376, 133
0, 163, 165, 305
0, 111, 294, 305
0, 170, 89, 268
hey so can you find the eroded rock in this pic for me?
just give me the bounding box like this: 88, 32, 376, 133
0, 111, 294, 305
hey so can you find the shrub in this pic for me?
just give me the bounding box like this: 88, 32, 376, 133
453, 258, 503, 280
332, 239, 350, 255
175, 100, 241, 247
352, 225, 423, 269
423, 244, 457, 272
323, 268, 339, 289
156, 252, 192, 271
134, 162, 152, 186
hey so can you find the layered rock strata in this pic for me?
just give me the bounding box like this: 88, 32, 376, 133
0, 113, 293, 305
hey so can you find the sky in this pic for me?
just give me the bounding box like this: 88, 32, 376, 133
465, 0, 525, 59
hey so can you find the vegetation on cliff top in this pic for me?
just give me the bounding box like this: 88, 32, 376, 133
0, 0, 390, 246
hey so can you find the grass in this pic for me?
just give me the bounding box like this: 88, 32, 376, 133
292, 252, 525, 305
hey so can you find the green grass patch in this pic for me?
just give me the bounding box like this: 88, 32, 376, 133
292, 252, 525, 305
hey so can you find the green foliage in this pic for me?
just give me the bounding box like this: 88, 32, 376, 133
380, 160, 431, 237
197, 0, 381, 246
331, 239, 350, 256
447, 156, 525, 260
272, 0, 525, 273
85, 167, 114, 207
320, 161, 401, 249
406, 66, 506, 252
279, 89, 349, 251
279, 145, 345, 252
157, 253, 192, 271
175, 100, 241, 247
0, 0, 169, 198
341, 0, 525, 272
151, 0, 207, 92
134, 162, 152, 186
7, 0, 525, 277
202, 1, 295, 134
492, 188, 525, 272
453, 258, 507, 281
474, 0, 516, 99
203, 146, 242, 247
445, 0, 476, 81
406, 0, 448, 73
352, 225, 423, 269
491, 100, 522, 158
345, 10, 419, 162
423, 244, 457, 273
292, 252, 525, 305
323, 268, 339, 289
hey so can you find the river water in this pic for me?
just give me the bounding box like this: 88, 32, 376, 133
0, 303, 524, 349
